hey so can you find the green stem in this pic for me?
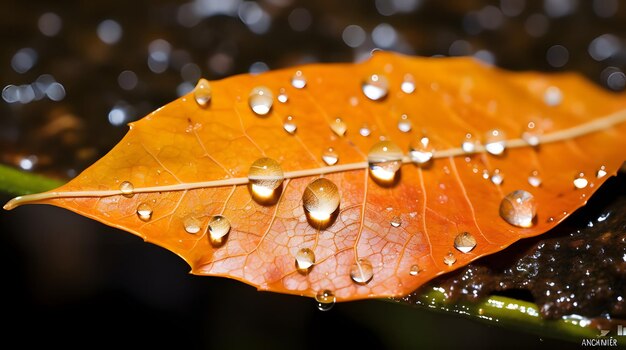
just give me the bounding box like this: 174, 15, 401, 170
0, 164, 63, 196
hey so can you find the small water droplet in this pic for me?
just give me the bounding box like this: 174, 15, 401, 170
397, 114, 412, 132
409, 135, 434, 165
443, 252, 456, 266
119, 181, 134, 197
330, 117, 347, 136
544, 86, 563, 106
528, 170, 542, 187
454, 232, 477, 253
315, 289, 336, 311
401, 74, 416, 94
283, 115, 297, 134
183, 215, 201, 234
359, 124, 371, 137
193, 78, 212, 107
291, 70, 307, 89
368, 141, 403, 182
490, 169, 504, 185
573, 173, 588, 189
390, 216, 401, 227
409, 264, 420, 276
362, 74, 389, 101
462, 133, 477, 153
303, 178, 340, 222
248, 157, 284, 199
248, 86, 273, 115
136, 202, 152, 221
295, 248, 315, 274
499, 190, 537, 228
522, 121, 541, 146
485, 129, 506, 156
596, 165, 607, 179
277, 88, 288, 103
322, 147, 339, 166
350, 258, 374, 285
208, 215, 231, 246
547, 216, 555, 223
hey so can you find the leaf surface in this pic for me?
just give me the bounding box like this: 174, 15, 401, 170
5, 52, 626, 301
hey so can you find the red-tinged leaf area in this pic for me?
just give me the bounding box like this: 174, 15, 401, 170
5, 51, 626, 302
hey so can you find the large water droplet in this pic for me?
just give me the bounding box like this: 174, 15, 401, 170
248, 157, 284, 199
277, 88, 288, 103
528, 170, 542, 187
443, 252, 456, 266
248, 86, 273, 115
368, 141, 403, 182
397, 114, 412, 133
362, 74, 389, 101
208, 215, 231, 246
461, 133, 477, 153
499, 190, 537, 228
359, 124, 371, 137
350, 258, 374, 285
401, 74, 416, 94
390, 216, 401, 227
330, 117, 347, 137
596, 166, 607, 179
283, 115, 297, 134
119, 180, 134, 197
409, 135, 434, 165
183, 215, 201, 234
490, 169, 504, 185
322, 147, 339, 166
295, 248, 315, 274
522, 121, 541, 146
409, 264, 420, 276
136, 202, 152, 221
194, 78, 212, 107
454, 232, 477, 253
544, 86, 563, 106
303, 178, 340, 222
315, 290, 336, 311
573, 173, 588, 189
291, 70, 307, 89
485, 129, 506, 155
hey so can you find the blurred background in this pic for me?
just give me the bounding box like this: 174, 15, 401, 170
1, 0, 625, 348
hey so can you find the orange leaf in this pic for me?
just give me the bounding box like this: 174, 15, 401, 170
5, 52, 626, 303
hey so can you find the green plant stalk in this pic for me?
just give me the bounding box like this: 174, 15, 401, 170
0, 164, 63, 195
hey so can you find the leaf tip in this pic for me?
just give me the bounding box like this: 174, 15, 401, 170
3, 197, 21, 210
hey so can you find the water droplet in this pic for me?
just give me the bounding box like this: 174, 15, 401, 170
522, 121, 541, 146
362, 74, 389, 101
277, 88, 288, 103
596, 165, 607, 179
291, 70, 307, 89
499, 190, 537, 228
119, 181, 134, 197
303, 178, 340, 221
544, 86, 563, 106
283, 115, 297, 134
359, 124, 371, 137
573, 173, 588, 189
330, 117, 347, 137
390, 216, 401, 227
295, 248, 315, 274
208, 215, 231, 246
248, 86, 273, 115
443, 252, 456, 266
193, 78, 212, 107
462, 133, 477, 153
485, 129, 506, 156
409, 264, 420, 276
315, 290, 336, 311
397, 114, 412, 132
183, 215, 201, 234
368, 141, 403, 182
490, 169, 504, 185
547, 217, 555, 223
322, 147, 339, 166
409, 135, 434, 165
528, 170, 542, 187
350, 258, 374, 285
401, 74, 415, 94
136, 202, 152, 221
248, 157, 284, 199
454, 232, 477, 254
